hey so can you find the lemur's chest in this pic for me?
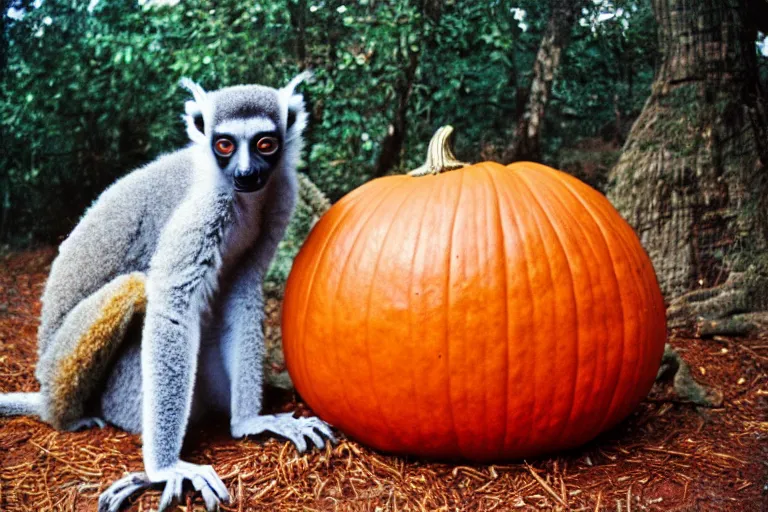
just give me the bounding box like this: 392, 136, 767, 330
219, 192, 266, 270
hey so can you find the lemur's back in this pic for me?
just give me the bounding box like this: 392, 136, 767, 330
36, 147, 197, 362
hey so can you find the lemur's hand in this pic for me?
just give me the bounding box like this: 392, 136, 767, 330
98, 461, 229, 512
232, 413, 336, 452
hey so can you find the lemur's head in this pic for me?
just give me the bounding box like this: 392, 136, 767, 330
180, 73, 309, 193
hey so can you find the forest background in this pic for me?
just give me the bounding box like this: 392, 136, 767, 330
1, 2, 768, 509
1, 0, 767, 300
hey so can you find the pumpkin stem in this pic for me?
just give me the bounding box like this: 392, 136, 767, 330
408, 125, 469, 176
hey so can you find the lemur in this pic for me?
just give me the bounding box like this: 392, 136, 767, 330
0, 73, 334, 511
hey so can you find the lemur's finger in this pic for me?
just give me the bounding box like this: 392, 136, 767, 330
200, 484, 221, 511
158, 476, 182, 512
99, 472, 149, 512
309, 419, 336, 442
305, 429, 326, 450
191, 475, 206, 492
288, 430, 309, 453
157, 485, 173, 512
324, 430, 338, 444
190, 474, 221, 511
203, 465, 230, 501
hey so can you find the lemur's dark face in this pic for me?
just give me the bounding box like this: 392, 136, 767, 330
210, 117, 282, 193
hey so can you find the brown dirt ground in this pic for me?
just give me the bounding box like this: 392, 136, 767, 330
0, 248, 766, 512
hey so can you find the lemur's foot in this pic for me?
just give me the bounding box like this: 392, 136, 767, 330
98, 462, 229, 512
152, 461, 229, 511
232, 413, 336, 452
66, 416, 106, 431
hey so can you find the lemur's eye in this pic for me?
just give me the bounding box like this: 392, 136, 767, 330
256, 136, 279, 155
214, 138, 235, 157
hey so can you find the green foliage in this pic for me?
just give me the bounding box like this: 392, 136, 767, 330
0, 0, 659, 256
552, 1, 657, 153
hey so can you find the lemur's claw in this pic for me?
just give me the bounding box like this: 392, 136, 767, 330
98, 472, 151, 512
232, 413, 336, 452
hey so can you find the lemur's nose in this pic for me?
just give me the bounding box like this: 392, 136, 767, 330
235, 155, 269, 178
235, 150, 251, 177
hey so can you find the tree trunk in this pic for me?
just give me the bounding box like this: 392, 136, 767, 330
373, 0, 441, 177
506, 0, 582, 162
607, 0, 767, 299
287, 0, 308, 68
373, 49, 420, 177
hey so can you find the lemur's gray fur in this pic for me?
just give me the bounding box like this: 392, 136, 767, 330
0, 73, 334, 512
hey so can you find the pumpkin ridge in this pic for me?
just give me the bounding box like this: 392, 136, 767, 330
495, 170, 540, 453
510, 170, 574, 446
292, 195, 354, 422
634, 242, 665, 400
608, 195, 665, 407
589, 191, 653, 429
478, 168, 494, 455
443, 169, 466, 457
542, 172, 628, 437
588, 188, 659, 424
466, 170, 487, 454
403, 179, 434, 452
551, 175, 631, 434
516, 169, 595, 443
482, 166, 511, 455
594, 203, 644, 430
294, 184, 389, 425
332, 179, 409, 441
361, 179, 424, 449
528, 169, 614, 440
501, 171, 548, 450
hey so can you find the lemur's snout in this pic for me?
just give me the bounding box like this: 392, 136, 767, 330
234, 157, 271, 192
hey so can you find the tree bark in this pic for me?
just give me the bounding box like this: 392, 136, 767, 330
287, 0, 308, 68
373, 48, 420, 177
506, 0, 583, 162
607, 0, 767, 299
373, 0, 441, 177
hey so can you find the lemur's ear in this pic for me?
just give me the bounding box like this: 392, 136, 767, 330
279, 71, 312, 142
180, 78, 210, 145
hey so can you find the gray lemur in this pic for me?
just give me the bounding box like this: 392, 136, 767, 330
0, 73, 334, 511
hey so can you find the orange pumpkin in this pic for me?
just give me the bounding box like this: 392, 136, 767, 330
282, 126, 666, 461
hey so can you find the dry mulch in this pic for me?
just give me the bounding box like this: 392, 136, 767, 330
0, 248, 766, 512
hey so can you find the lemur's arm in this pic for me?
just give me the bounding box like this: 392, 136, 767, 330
226, 172, 334, 451
224, 252, 333, 451
141, 191, 232, 478
224, 252, 265, 427
226, 170, 297, 426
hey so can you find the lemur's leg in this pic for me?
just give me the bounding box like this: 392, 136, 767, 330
37, 272, 147, 431
100, 192, 233, 512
